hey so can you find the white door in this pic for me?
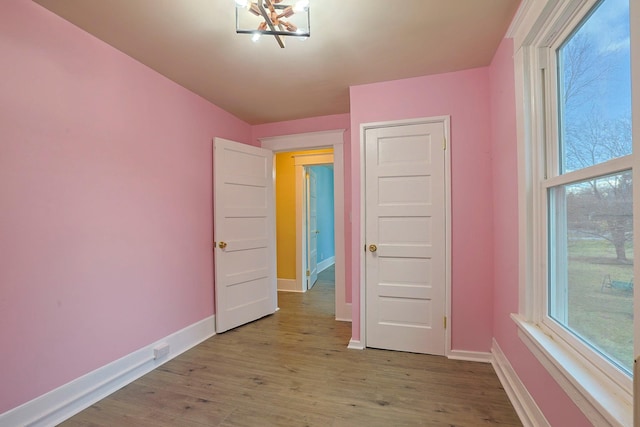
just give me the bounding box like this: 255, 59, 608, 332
364, 122, 447, 355
214, 138, 277, 333
306, 168, 318, 289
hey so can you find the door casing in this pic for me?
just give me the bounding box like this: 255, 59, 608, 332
260, 130, 350, 321
358, 116, 452, 353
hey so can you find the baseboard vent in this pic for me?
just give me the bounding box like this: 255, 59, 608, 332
153, 343, 170, 360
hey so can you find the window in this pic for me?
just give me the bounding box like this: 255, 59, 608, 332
512, 0, 636, 424
548, 0, 633, 374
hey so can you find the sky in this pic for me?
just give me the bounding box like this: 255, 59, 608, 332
567, 0, 631, 120
558, 0, 631, 170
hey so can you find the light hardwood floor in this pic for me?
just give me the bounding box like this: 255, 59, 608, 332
61, 266, 522, 426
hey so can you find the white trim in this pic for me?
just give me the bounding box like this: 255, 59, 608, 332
509, 0, 562, 52
332, 143, 347, 322
260, 130, 348, 322
632, 0, 640, 420
347, 338, 365, 350
506, 0, 535, 40
260, 129, 345, 151
512, 315, 631, 427
358, 116, 452, 355
1, 316, 215, 427
359, 122, 366, 347
542, 156, 633, 189
277, 278, 301, 292
447, 350, 491, 363
317, 256, 335, 274
443, 118, 452, 357
491, 338, 551, 427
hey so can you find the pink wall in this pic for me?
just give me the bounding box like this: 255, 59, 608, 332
252, 114, 352, 304
489, 39, 590, 425
0, 0, 250, 413
0, 0, 594, 423
349, 70, 495, 352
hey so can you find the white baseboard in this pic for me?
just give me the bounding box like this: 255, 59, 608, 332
335, 302, 352, 322
347, 338, 365, 350
277, 278, 302, 292
1, 315, 216, 427
448, 349, 492, 363
491, 338, 550, 427
317, 257, 335, 273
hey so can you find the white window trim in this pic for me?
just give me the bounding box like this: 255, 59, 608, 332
510, 1, 638, 426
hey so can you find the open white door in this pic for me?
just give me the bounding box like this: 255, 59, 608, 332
214, 138, 276, 333
364, 121, 447, 355
306, 168, 318, 289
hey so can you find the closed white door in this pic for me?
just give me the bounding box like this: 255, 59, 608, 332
214, 138, 276, 333
365, 122, 447, 355
306, 168, 318, 289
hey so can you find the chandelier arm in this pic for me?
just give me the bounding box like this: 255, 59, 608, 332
257, 1, 285, 48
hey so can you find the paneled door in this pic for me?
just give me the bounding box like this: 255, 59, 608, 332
306, 167, 318, 289
364, 121, 447, 355
213, 138, 276, 333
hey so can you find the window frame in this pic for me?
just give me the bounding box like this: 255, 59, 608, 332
510, 0, 637, 425
541, 25, 634, 386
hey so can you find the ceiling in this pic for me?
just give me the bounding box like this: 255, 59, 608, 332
32, 0, 521, 125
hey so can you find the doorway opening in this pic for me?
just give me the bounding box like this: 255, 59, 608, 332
260, 130, 350, 321
303, 164, 335, 291
274, 150, 334, 292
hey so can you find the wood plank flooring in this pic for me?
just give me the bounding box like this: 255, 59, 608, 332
61, 268, 522, 426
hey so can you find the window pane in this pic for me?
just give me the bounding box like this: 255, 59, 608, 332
548, 171, 633, 372
557, 0, 632, 173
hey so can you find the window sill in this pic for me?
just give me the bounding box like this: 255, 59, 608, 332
511, 314, 632, 427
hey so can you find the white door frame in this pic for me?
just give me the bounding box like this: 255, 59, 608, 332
260, 130, 350, 321
358, 117, 452, 353
294, 154, 334, 292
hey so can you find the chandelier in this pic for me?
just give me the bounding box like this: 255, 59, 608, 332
234, 0, 310, 48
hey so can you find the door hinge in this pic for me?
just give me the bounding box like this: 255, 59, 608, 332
444, 316, 447, 329
306, 270, 310, 277
443, 137, 447, 150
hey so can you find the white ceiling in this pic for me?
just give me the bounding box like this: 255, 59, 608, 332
32, 0, 521, 125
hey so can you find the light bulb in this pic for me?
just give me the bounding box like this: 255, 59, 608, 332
296, 29, 308, 41
252, 32, 261, 42
293, 0, 309, 12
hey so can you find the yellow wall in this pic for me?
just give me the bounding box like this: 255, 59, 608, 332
275, 148, 333, 279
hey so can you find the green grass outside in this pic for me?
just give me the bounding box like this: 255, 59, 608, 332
565, 238, 634, 372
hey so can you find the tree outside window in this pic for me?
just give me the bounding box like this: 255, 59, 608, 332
550, 0, 633, 372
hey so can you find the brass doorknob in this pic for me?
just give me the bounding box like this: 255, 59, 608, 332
219, 241, 227, 249
369, 244, 377, 253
